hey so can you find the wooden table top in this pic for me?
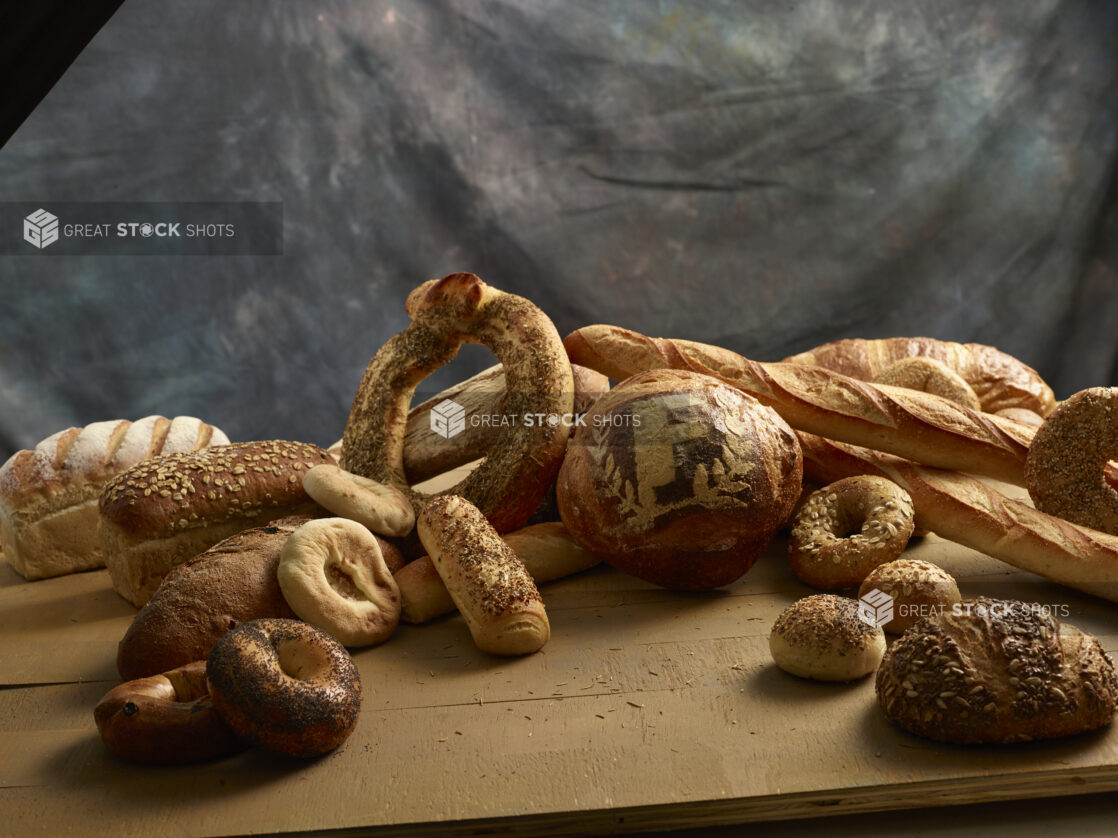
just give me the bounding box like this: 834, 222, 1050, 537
1, 480, 1116, 837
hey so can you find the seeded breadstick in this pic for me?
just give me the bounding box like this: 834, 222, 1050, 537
416, 495, 550, 655
397, 521, 600, 623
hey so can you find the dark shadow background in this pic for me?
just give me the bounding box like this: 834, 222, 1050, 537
1, 0, 1116, 460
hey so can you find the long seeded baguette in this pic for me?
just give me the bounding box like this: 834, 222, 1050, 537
0, 416, 229, 580
563, 324, 1036, 485
99, 440, 333, 606
782, 336, 1057, 417
796, 432, 1118, 603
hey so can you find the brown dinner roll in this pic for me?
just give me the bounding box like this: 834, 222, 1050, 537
877, 598, 1118, 744
556, 369, 802, 590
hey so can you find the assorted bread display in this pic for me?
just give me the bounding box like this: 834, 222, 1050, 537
3, 271, 1116, 763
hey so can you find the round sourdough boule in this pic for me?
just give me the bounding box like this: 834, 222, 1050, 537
1025, 387, 1118, 535
278, 517, 402, 647
94, 660, 247, 765
556, 369, 802, 590
788, 476, 915, 590
858, 559, 961, 635
876, 598, 1118, 744
206, 618, 362, 758
302, 464, 415, 537
769, 594, 887, 681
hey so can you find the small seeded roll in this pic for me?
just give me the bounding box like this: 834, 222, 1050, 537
858, 559, 961, 635
278, 518, 402, 647
873, 357, 982, 412
1025, 387, 1118, 535
788, 476, 916, 590
769, 594, 886, 681
877, 598, 1118, 744
301, 464, 415, 537
206, 618, 362, 758
417, 495, 550, 655
94, 661, 247, 765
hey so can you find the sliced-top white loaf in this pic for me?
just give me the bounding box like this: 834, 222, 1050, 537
0, 416, 230, 580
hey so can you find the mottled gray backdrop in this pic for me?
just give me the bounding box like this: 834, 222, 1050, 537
1, 0, 1116, 460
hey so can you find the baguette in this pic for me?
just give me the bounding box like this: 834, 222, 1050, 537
396, 521, 601, 623
796, 432, 1118, 603
99, 440, 333, 606
563, 324, 1035, 485
0, 416, 228, 580
782, 336, 1057, 416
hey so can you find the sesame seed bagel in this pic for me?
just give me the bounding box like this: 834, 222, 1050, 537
94, 660, 247, 765
769, 594, 886, 681
206, 618, 361, 758
341, 273, 574, 534
1025, 387, 1118, 535
788, 476, 916, 590
876, 598, 1118, 744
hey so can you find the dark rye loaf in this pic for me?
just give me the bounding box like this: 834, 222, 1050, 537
99, 441, 333, 606
117, 517, 406, 680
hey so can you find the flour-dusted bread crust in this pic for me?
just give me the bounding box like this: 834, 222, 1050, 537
0, 416, 229, 580
563, 325, 1036, 485
877, 598, 1117, 744
782, 336, 1057, 417
556, 368, 802, 590
100, 440, 333, 606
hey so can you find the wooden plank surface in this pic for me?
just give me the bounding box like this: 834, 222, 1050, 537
1, 475, 1117, 837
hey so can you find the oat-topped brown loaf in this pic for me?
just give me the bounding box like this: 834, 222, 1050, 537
877, 598, 1118, 744
100, 441, 332, 606
0, 416, 228, 580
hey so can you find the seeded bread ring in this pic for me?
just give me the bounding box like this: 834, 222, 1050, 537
1025, 387, 1118, 535
206, 618, 361, 758
302, 464, 415, 537
93, 660, 247, 764
788, 476, 916, 590
872, 357, 982, 412
769, 594, 886, 681
340, 273, 574, 534
278, 518, 402, 647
